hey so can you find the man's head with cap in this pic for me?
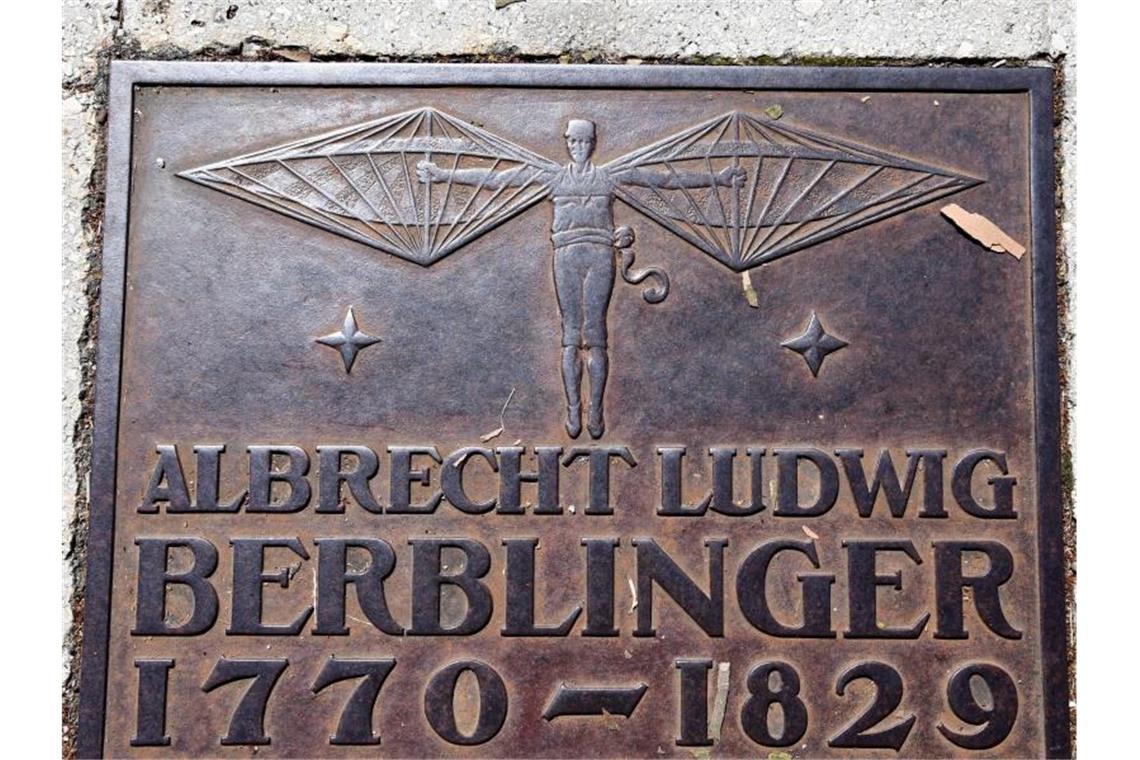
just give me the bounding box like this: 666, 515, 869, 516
564, 119, 597, 165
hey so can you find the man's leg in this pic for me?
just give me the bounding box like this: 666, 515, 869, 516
582, 247, 616, 439
553, 248, 585, 437
585, 347, 607, 438
562, 346, 583, 437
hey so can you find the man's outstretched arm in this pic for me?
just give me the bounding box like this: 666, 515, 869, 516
617, 165, 746, 189
416, 160, 547, 189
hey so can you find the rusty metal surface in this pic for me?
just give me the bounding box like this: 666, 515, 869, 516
77, 63, 1066, 759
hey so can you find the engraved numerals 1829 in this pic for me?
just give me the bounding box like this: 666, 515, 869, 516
676, 658, 1018, 752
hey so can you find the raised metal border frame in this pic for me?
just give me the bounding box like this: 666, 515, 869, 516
76, 62, 1066, 758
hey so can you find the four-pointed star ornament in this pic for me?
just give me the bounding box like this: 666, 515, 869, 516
316, 306, 381, 372
781, 311, 849, 376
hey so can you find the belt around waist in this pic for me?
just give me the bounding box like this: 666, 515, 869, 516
551, 228, 613, 248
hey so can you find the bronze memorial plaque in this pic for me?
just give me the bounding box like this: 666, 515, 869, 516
78, 63, 1067, 758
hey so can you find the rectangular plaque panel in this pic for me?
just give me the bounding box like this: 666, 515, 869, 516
78, 63, 1067, 758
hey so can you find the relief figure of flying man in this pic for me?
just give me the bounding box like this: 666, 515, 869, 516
417, 119, 744, 438
181, 107, 980, 438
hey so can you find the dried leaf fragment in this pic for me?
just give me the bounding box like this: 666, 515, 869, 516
709, 662, 731, 741
764, 104, 783, 120
480, 387, 517, 442
802, 525, 820, 540
941, 203, 1026, 259
742, 270, 759, 308
275, 47, 312, 62
495, 0, 526, 8
767, 753, 793, 760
